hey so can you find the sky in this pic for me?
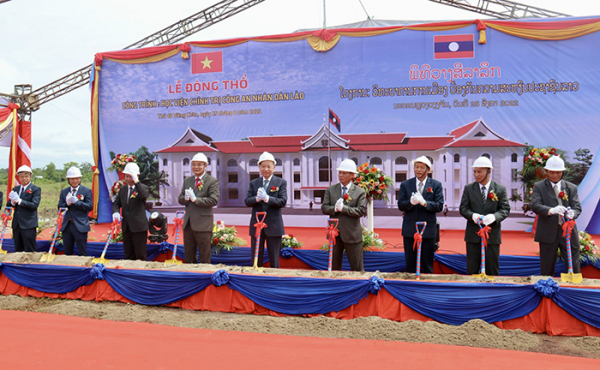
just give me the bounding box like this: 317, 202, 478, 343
1, 0, 599, 169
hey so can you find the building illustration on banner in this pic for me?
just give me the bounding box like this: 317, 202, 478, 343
156, 118, 525, 210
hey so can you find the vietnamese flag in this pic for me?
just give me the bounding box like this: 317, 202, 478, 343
433, 34, 474, 60
191, 51, 223, 74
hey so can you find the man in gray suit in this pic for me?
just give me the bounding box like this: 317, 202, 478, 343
459, 156, 510, 275
178, 152, 220, 264
245, 151, 287, 268
321, 159, 367, 271
9, 165, 41, 252
531, 155, 582, 276
58, 166, 94, 256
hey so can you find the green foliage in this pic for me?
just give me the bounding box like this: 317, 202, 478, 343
132, 146, 169, 200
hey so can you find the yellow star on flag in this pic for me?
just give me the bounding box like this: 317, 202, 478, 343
201, 57, 213, 69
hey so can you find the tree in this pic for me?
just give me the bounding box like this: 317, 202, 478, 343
80, 161, 94, 182
509, 191, 523, 210
132, 146, 169, 199
574, 148, 593, 166
42, 162, 60, 182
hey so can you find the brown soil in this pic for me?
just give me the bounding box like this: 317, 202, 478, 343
1, 253, 600, 359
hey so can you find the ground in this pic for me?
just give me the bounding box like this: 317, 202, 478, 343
1, 253, 600, 359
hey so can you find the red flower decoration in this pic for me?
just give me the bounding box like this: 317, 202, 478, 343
427, 187, 433, 193
213, 238, 220, 245
363, 169, 369, 174
270, 186, 279, 192
289, 234, 294, 238
488, 192, 495, 199
77, 194, 83, 200
343, 193, 349, 201
379, 176, 385, 182
26, 189, 32, 194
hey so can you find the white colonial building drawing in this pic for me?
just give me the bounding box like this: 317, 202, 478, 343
156, 118, 525, 209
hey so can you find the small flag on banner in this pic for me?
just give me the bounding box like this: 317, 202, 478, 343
191, 51, 223, 74
329, 109, 341, 132
433, 34, 474, 60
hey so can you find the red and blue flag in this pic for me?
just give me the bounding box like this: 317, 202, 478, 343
433, 34, 474, 59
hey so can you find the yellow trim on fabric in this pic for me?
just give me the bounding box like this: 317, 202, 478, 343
91, 69, 100, 219
487, 21, 600, 40
307, 35, 341, 52
104, 49, 180, 64
0, 113, 12, 131
10, 108, 18, 188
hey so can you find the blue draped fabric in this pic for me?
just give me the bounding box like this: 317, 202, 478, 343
384, 280, 542, 326
103, 268, 213, 306
0, 263, 96, 294
1, 261, 600, 329
553, 286, 600, 329
226, 274, 370, 315
289, 249, 406, 272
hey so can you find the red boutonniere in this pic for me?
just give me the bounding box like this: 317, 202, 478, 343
196, 182, 204, 191
26, 189, 32, 194
343, 193, 352, 202
130, 191, 138, 199
77, 194, 84, 200
270, 186, 279, 192
427, 187, 433, 193
488, 190, 498, 202
558, 191, 568, 201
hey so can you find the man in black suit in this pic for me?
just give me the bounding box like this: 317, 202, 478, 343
9, 165, 41, 252
58, 166, 94, 256
459, 156, 510, 275
245, 151, 287, 268
321, 159, 367, 271
178, 152, 220, 264
397, 156, 444, 274
112, 162, 149, 260
531, 155, 582, 276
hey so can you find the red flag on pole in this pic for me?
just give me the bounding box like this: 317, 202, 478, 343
329, 108, 340, 132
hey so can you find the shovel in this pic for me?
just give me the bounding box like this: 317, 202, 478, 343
560, 211, 583, 284
164, 211, 184, 266
472, 218, 494, 281
92, 219, 121, 264
0, 207, 14, 255
414, 221, 427, 280
40, 207, 67, 262
325, 218, 339, 272
251, 212, 267, 272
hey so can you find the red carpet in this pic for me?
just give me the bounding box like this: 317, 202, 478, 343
1, 310, 599, 369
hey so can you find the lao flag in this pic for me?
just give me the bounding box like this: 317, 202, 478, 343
329, 109, 341, 132
191, 51, 223, 74
433, 34, 474, 60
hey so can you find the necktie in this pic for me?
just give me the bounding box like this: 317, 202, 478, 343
127, 186, 133, 203
342, 186, 347, 196
481, 186, 487, 204
71, 188, 77, 197
195, 177, 201, 189
554, 184, 563, 225
19, 186, 24, 197
418, 182, 423, 195
263, 179, 269, 190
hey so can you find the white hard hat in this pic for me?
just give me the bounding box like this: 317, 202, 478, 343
412, 156, 432, 170
66, 166, 82, 178
123, 162, 140, 176
472, 156, 493, 169
545, 155, 565, 171
337, 159, 358, 173
17, 165, 32, 174
258, 151, 275, 165
192, 152, 208, 163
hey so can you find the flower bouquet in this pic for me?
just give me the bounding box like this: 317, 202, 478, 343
354, 163, 394, 201
281, 234, 303, 248
108, 153, 137, 173
211, 220, 246, 253
111, 180, 126, 198
321, 227, 385, 252
578, 230, 599, 263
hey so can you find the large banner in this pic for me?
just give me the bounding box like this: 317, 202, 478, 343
92, 17, 600, 230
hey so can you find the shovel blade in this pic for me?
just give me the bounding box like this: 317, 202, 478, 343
0, 249, 7, 255
40, 253, 50, 262
92, 257, 109, 264
472, 273, 494, 281
164, 259, 182, 266
561, 272, 583, 284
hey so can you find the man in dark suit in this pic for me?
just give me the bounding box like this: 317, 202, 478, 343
245, 151, 287, 268
321, 159, 366, 272
112, 162, 149, 260
178, 152, 220, 264
531, 155, 582, 276
58, 166, 94, 256
397, 156, 444, 274
9, 165, 41, 252
459, 156, 510, 275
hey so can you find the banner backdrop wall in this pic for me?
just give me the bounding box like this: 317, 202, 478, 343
92, 17, 600, 230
